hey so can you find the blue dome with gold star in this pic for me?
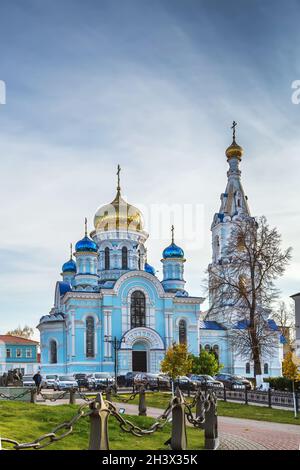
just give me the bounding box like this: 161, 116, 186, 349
75, 236, 97, 253
144, 262, 156, 275
163, 242, 184, 259
62, 259, 76, 273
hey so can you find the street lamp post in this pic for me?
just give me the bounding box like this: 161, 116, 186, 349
104, 335, 125, 389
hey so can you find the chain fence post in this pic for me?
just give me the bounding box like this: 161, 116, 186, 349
268, 388, 272, 408
170, 387, 187, 450
88, 393, 110, 450
69, 388, 76, 405
105, 386, 112, 402
204, 392, 219, 450
138, 386, 147, 416
30, 388, 37, 404
244, 385, 248, 405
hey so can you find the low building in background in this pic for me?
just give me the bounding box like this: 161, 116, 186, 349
0, 335, 40, 375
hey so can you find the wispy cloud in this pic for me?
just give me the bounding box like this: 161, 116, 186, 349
0, 0, 299, 334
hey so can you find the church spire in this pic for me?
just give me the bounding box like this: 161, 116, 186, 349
116, 164, 121, 195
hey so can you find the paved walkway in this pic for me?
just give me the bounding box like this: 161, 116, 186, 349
37, 396, 300, 450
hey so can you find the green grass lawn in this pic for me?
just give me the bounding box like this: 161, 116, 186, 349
113, 391, 299, 426
0, 401, 204, 450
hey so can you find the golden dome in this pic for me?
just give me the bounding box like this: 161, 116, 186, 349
225, 139, 244, 161
94, 189, 144, 233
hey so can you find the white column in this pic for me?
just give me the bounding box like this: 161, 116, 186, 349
108, 312, 112, 357
104, 310, 112, 357
71, 310, 75, 357
168, 313, 173, 344
164, 313, 169, 347
104, 312, 108, 357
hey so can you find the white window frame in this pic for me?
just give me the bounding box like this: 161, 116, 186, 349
16, 348, 22, 358
26, 349, 32, 358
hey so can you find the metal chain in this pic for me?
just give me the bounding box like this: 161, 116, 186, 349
0, 402, 93, 450
107, 400, 172, 436
77, 391, 94, 402
0, 389, 31, 400
112, 391, 139, 403
39, 391, 69, 402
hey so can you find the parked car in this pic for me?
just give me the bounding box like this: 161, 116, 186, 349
189, 374, 224, 388
123, 371, 140, 387
174, 376, 199, 391
53, 375, 78, 391
89, 373, 115, 390
22, 375, 36, 387
73, 373, 94, 390
42, 374, 58, 389
214, 373, 253, 390
134, 373, 171, 391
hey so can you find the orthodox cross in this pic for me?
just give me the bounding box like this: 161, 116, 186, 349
231, 120, 237, 141
85, 217, 88, 237
171, 224, 174, 243
70, 243, 73, 259
117, 164, 121, 192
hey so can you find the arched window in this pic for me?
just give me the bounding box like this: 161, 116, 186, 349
122, 246, 128, 270
213, 344, 219, 359
245, 362, 250, 374
205, 344, 211, 353
138, 250, 141, 270
131, 291, 146, 328
49, 340, 57, 364
86, 316, 95, 358
179, 319, 187, 344
104, 247, 110, 270
263, 363, 269, 375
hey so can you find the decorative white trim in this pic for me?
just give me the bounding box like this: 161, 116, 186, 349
121, 327, 165, 350
112, 271, 169, 297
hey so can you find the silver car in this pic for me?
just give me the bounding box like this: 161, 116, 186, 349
22, 375, 36, 387
53, 375, 78, 391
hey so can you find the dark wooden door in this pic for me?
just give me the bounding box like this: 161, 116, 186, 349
132, 351, 147, 372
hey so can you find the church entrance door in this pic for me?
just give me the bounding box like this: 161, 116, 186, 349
132, 351, 147, 372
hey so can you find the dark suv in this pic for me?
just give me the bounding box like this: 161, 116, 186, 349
134, 373, 171, 391
74, 373, 93, 390
214, 373, 252, 390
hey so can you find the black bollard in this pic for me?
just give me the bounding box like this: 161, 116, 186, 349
138, 386, 147, 416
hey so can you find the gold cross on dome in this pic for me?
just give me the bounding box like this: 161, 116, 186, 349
231, 120, 237, 141
117, 164, 121, 191
171, 225, 174, 243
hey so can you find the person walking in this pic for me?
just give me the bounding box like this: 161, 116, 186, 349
33, 371, 42, 394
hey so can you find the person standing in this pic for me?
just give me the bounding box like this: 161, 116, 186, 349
33, 371, 42, 393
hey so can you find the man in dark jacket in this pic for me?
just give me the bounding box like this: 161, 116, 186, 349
33, 371, 42, 393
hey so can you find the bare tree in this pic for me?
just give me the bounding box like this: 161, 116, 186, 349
6, 325, 34, 339
208, 216, 292, 377
271, 301, 295, 349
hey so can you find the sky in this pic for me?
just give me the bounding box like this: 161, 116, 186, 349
0, 0, 300, 338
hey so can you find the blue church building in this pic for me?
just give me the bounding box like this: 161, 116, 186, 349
38, 129, 284, 378
38, 168, 203, 375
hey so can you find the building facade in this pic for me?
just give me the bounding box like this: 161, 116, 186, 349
38, 128, 284, 378
0, 335, 40, 375
38, 172, 203, 375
